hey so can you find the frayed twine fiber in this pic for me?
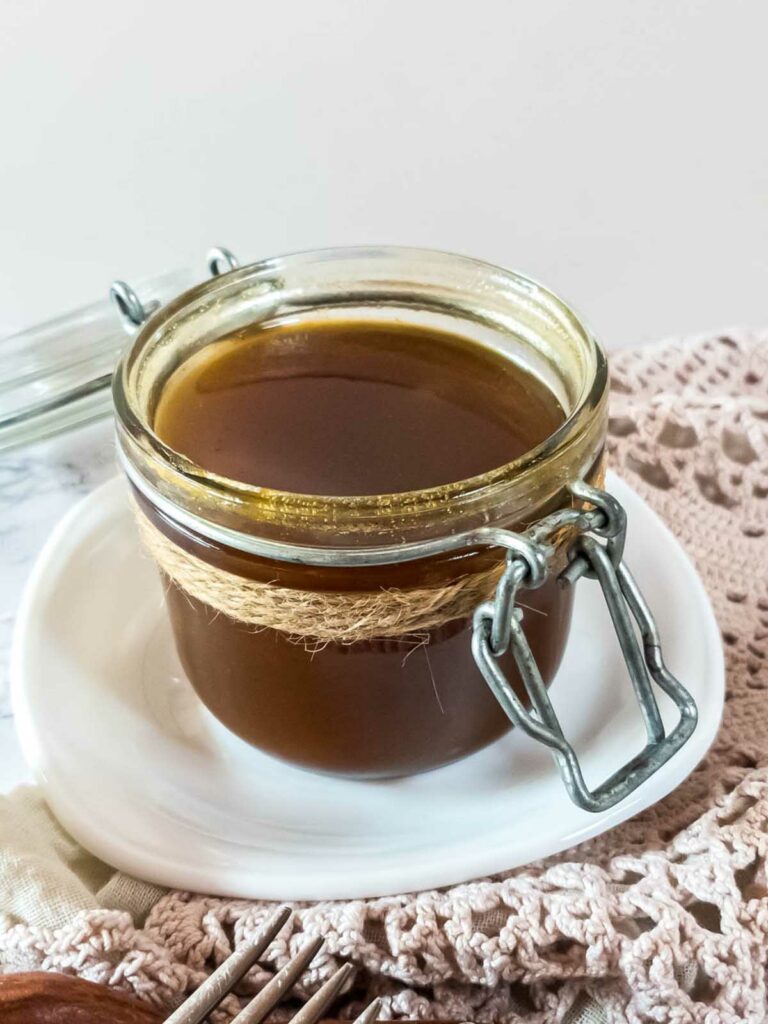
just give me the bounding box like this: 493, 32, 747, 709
134, 506, 504, 644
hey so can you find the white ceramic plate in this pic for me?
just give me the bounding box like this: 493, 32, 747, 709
11, 473, 723, 900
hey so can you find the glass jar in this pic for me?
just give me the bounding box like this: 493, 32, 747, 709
112, 247, 697, 809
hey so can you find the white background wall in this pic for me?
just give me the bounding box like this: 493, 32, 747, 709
1, 0, 766, 349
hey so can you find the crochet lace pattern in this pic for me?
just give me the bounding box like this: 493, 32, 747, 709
1, 331, 766, 1023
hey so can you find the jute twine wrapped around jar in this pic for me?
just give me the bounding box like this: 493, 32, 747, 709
133, 506, 506, 645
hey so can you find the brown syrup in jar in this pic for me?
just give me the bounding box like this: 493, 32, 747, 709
154, 320, 564, 494
150, 319, 571, 777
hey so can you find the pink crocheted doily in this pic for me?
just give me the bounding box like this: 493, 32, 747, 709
2, 331, 767, 1024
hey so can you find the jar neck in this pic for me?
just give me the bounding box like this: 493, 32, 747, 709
113, 246, 608, 563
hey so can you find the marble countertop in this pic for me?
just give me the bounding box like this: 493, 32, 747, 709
0, 418, 117, 792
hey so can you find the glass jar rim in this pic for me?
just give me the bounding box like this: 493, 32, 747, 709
113, 245, 608, 556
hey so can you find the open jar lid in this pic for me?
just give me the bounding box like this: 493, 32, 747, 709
0, 270, 195, 452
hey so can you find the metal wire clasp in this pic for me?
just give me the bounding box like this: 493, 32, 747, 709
110, 247, 241, 331
471, 483, 698, 812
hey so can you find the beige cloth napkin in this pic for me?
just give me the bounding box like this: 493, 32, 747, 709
0, 786, 164, 931
1, 330, 767, 1023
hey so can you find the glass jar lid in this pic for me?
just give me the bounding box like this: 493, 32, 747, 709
0, 270, 195, 452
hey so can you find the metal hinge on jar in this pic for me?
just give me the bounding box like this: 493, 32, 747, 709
471, 482, 698, 812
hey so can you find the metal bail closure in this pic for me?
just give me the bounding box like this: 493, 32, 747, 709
109, 281, 160, 330
110, 247, 241, 332
471, 486, 699, 812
